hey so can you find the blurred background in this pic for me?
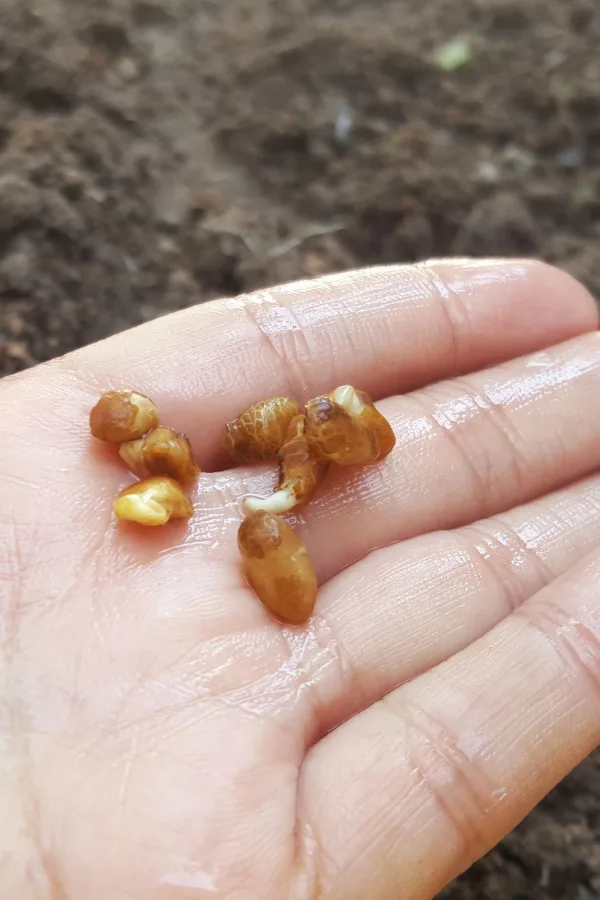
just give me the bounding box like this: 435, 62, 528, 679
0, 0, 599, 895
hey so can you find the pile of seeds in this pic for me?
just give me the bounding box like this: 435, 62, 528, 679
90, 386, 395, 624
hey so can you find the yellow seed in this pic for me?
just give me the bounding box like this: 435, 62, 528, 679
113, 476, 193, 526
238, 511, 317, 625
118, 438, 146, 475
90, 390, 159, 443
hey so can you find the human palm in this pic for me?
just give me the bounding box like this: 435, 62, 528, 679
2, 259, 600, 900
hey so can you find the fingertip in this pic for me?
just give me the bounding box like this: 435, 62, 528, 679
421, 258, 599, 372
518, 258, 599, 333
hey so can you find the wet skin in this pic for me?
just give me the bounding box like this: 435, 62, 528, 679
1, 260, 600, 899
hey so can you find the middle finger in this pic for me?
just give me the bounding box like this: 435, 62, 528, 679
223, 331, 600, 581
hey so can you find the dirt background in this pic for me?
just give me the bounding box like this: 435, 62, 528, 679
0, 0, 599, 896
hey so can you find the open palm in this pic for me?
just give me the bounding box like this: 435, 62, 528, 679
2, 259, 600, 900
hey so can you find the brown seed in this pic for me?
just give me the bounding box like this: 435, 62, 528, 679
224, 396, 301, 463
237, 511, 317, 625
358, 401, 396, 460
305, 395, 374, 465
305, 384, 395, 465
113, 476, 193, 526
90, 390, 159, 443
243, 414, 327, 515
119, 426, 200, 484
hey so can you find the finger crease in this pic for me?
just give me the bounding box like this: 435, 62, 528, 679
241, 294, 313, 399
450, 375, 530, 493
384, 695, 498, 872
516, 599, 600, 706
416, 263, 474, 377
415, 379, 531, 517
460, 518, 555, 615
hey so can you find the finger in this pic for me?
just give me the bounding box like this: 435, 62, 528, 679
301, 472, 600, 737
33, 331, 600, 629
233, 332, 600, 581
56, 260, 596, 468
295, 549, 600, 900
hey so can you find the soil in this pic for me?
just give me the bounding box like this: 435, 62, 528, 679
0, 0, 599, 895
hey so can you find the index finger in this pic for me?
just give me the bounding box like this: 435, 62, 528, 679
56, 259, 596, 469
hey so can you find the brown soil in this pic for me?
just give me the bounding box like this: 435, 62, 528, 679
0, 0, 599, 895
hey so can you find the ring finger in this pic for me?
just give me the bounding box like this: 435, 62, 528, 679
301, 471, 600, 737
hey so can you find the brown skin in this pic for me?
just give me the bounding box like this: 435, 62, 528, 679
305, 387, 397, 466
305, 395, 379, 465
359, 403, 396, 460
277, 414, 327, 506
238, 511, 317, 624
89, 390, 159, 443
223, 396, 301, 463
119, 427, 200, 484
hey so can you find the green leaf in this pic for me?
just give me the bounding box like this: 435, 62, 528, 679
434, 38, 473, 71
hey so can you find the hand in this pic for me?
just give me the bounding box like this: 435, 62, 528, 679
1, 259, 600, 900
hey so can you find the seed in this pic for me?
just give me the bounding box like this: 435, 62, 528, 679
90, 390, 159, 443
113, 476, 193, 526
224, 396, 301, 463
305, 385, 395, 465
119, 426, 199, 484
243, 414, 326, 515
238, 511, 317, 625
